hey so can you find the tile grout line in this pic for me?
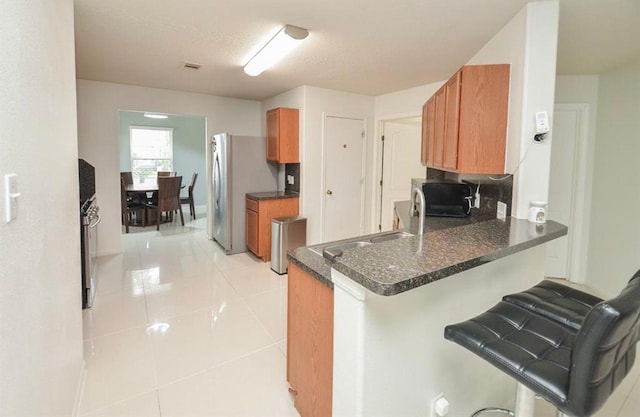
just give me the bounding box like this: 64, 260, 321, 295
615, 367, 640, 417
240, 289, 286, 347
78, 389, 159, 417
154, 341, 282, 391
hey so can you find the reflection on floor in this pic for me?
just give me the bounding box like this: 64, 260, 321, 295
82, 208, 640, 416
81, 208, 297, 416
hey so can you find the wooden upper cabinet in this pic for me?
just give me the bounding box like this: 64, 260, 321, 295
266, 107, 299, 163
443, 70, 462, 170
420, 97, 436, 166
420, 64, 510, 174
433, 87, 446, 168
456, 64, 510, 174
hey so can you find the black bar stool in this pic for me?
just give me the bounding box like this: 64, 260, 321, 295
502, 279, 603, 332
444, 270, 640, 417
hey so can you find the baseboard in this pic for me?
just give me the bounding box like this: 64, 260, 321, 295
72, 360, 86, 417
97, 249, 122, 257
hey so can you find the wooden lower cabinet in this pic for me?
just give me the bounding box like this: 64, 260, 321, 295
245, 196, 299, 262
287, 263, 333, 417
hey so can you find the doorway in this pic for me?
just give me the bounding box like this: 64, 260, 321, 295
117, 110, 207, 233
545, 103, 591, 282
322, 114, 367, 242
377, 117, 425, 231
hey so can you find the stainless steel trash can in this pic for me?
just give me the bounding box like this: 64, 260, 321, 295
271, 216, 307, 274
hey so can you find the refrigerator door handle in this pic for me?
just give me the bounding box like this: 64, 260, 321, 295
214, 154, 222, 208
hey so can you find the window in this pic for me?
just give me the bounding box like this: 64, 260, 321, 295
130, 127, 173, 181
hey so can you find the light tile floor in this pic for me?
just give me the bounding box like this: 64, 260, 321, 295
80, 210, 298, 416
81, 209, 640, 416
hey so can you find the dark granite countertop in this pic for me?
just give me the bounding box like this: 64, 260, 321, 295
246, 191, 299, 201
288, 247, 333, 289
288, 218, 567, 296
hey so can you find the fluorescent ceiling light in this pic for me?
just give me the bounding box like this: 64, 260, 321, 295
144, 113, 168, 119
243, 24, 309, 77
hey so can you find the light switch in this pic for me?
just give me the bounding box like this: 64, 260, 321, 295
4, 174, 20, 223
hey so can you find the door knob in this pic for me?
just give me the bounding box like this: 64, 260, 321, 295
326, 189, 333, 195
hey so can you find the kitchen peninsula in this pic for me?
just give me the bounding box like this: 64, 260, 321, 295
287, 216, 567, 417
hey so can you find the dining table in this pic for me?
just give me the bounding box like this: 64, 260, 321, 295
126, 182, 158, 194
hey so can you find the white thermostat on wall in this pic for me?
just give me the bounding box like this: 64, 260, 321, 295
535, 111, 550, 134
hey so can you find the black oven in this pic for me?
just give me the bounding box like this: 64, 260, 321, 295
81, 196, 100, 308
79, 159, 99, 308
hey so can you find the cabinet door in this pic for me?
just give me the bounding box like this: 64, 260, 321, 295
433, 87, 446, 168
278, 108, 299, 163
246, 208, 258, 255
266, 109, 279, 162
287, 263, 333, 417
457, 64, 510, 174
258, 197, 299, 263
421, 98, 436, 166
443, 71, 462, 171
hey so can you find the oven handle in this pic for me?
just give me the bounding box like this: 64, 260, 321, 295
89, 214, 101, 229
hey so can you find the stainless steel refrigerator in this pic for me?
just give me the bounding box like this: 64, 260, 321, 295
207, 133, 278, 254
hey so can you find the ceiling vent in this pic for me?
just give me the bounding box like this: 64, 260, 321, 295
184, 62, 201, 70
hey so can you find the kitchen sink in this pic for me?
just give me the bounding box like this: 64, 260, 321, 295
308, 230, 413, 261
369, 231, 413, 244
325, 241, 372, 252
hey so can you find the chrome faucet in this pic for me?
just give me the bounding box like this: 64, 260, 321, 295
411, 187, 425, 235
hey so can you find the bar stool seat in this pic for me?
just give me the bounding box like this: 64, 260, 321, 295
445, 270, 640, 417
503, 280, 603, 332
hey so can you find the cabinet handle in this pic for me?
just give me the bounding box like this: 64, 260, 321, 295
326, 189, 333, 195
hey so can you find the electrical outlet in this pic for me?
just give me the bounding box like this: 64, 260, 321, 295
430, 393, 445, 417
497, 201, 507, 220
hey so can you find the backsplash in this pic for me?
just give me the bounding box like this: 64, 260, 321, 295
285, 163, 300, 194
426, 167, 513, 220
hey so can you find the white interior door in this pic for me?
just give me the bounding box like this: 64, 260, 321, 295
379, 119, 424, 231
323, 115, 366, 242
545, 105, 584, 278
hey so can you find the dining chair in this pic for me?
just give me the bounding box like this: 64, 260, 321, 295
121, 171, 146, 203
120, 177, 146, 233
157, 171, 172, 177
180, 172, 198, 220
145, 176, 184, 230
120, 171, 133, 186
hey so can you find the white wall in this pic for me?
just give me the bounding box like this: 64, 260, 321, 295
0, 1, 84, 415
303, 87, 375, 244
468, 0, 559, 218
374, 83, 442, 119
118, 111, 208, 206
554, 75, 600, 283
371, 83, 442, 225
262, 86, 375, 245
586, 59, 640, 297
261, 86, 306, 191
76, 80, 262, 255
372, 1, 560, 220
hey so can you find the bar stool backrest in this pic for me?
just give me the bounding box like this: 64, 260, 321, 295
568, 270, 640, 416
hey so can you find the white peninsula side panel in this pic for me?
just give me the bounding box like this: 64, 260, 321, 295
332, 245, 546, 417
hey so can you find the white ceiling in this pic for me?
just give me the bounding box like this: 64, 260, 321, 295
74, 0, 640, 101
